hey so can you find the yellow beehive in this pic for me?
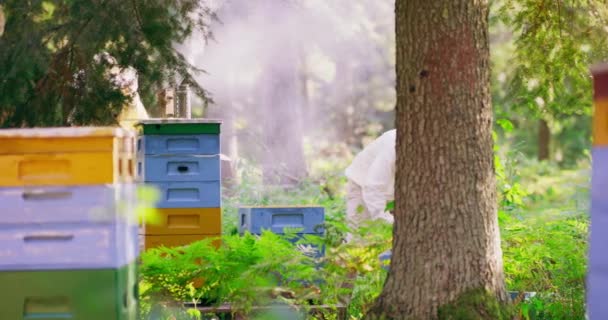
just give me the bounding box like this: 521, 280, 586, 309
0, 127, 135, 186
593, 63, 608, 146
142, 207, 221, 236
594, 99, 608, 146
141, 234, 220, 250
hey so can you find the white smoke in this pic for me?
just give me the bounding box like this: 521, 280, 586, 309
175, 0, 396, 173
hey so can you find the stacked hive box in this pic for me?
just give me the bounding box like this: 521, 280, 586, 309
588, 64, 608, 319
238, 206, 325, 257
136, 119, 222, 249
0, 127, 139, 320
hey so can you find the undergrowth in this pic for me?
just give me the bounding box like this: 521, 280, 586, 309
139, 153, 590, 319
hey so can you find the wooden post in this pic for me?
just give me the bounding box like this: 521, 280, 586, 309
157, 88, 175, 118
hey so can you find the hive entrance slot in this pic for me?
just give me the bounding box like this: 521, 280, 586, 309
23, 234, 74, 242
21, 190, 72, 201
167, 214, 200, 228
23, 296, 72, 319
177, 165, 189, 173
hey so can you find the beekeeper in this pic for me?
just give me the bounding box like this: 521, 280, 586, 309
345, 129, 396, 232
94, 52, 149, 129
114, 67, 149, 129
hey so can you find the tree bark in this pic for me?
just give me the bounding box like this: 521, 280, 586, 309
538, 118, 550, 161
207, 103, 238, 189
366, 1, 507, 319
259, 40, 308, 186
0, 5, 5, 37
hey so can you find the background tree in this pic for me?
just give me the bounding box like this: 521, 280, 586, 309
190, 0, 395, 186
0, 5, 4, 37
0, 0, 215, 127
494, 0, 608, 165
366, 0, 508, 318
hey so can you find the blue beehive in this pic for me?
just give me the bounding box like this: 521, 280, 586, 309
239, 206, 325, 235
151, 181, 222, 208
137, 134, 220, 155
238, 206, 325, 257
137, 155, 221, 182
0, 185, 135, 225
135, 120, 222, 210
0, 184, 138, 271
0, 222, 138, 271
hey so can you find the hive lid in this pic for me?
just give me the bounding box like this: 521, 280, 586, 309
0, 127, 127, 138
239, 205, 325, 209
136, 118, 222, 135
0, 127, 130, 154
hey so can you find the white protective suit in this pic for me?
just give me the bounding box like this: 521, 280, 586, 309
345, 129, 396, 230
94, 52, 149, 129
114, 67, 149, 129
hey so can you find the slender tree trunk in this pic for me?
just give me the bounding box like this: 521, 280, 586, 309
366, 1, 507, 319
0, 5, 5, 37
333, 58, 356, 146
207, 103, 237, 189
538, 118, 550, 161
299, 53, 312, 135
259, 40, 307, 186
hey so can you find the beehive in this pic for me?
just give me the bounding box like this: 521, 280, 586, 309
238, 206, 325, 257
0, 127, 139, 320
0, 263, 138, 320
140, 234, 221, 250
0, 222, 137, 271
588, 64, 608, 319
136, 119, 222, 249
0, 127, 133, 186
238, 206, 325, 235
141, 208, 221, 235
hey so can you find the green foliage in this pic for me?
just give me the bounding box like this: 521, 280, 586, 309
502, 213, 588, 320
139, 220, 392, 319
496, 0, 608, 117
140, 146, 590, 319
498, 156, 589, 320
384, 200, 394, 212
0, 0, 214, 127
500, 161, 589, 320
140, 165, 392, 319
139, 232, 320, 315
490, 0, 604, 166
494, 120, 530, 210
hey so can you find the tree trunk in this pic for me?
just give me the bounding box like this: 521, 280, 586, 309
538, 118, 550, 161
259, 41, 308, 186
366, 1, 507, 319
0, 5, 5, 37
207, 103, 238, 189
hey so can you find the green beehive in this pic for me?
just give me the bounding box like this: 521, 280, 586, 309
135, 119, 221, 135
0, 263, 137, 320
